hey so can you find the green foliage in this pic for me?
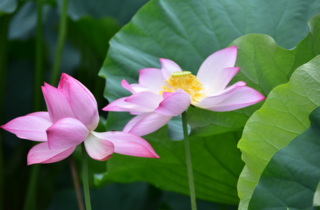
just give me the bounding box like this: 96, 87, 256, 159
99, 0, 320, 204
248, 105, 320, 210
62, 0, 149, 25
67, 16, 121, 60
96, 126, 244, 204
48, 182, 231, 210
238, 46, 320, 209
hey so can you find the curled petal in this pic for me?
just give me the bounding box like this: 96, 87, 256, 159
195, 81, 246, 108
1, 112, 52, 141
92, 131, 159, 158
203, 86, 265, 112
197, 46, 237, 93
125, 92, 163, 111
103, 97, 151, 113
155, 90, 191, 116
42, 83, 75, 123
84, 133, 114, 161
160, 58, 182, 80
60, 73, 99, 131
47, 118, 89, 150
139, 68, 164, 93
121, 79, 136, 94
27, 142, 75, 165
123, 112, 172, 136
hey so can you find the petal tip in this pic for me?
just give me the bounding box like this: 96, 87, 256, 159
102, 106, 109, 111
230, 45, 237, 50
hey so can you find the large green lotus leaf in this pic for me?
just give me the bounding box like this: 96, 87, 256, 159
248, 106, 320, 210
99, 0, 320, 204
100, 0, 320, 137
95, 126, 244, 204
238, 55, 320, 209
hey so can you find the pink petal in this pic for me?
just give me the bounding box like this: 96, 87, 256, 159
1, 112, 52, 141
195, 81, 246, 108
84, 133, 114, 161
207, 67, 240, 94
103, 97, 151, 113
125, 92, 163, 112
122, 80, 155, 94
203, 86, 265, 112
121, 79, 136, 94
92, 131, 159, 158
155, 90, 191, 116
139, 68, 164, 93
130, 84, 154, 93
27, 142, 75, 165
60, 73, 99, 131
197, 46, 238, 93
43, 83, 76, 123
160, 58, 182, 80
47, 117, 89, 150
123, 112, 172, 136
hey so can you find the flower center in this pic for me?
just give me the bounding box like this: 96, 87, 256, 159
160, 71, 205, 104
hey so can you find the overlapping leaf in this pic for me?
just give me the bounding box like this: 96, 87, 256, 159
238, 50, 320, 209
248, 105, 320, 210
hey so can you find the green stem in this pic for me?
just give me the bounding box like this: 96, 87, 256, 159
0, 15, 9, 210
182, 111, 197, 210
82, 143, 92, 210
24, 0, 44, 208
33, 0, 43, 111
23, 164, 40, 210
69, 156, 85, 210
50, 0, 68, 86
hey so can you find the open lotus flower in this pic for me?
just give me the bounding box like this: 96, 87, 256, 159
103, 46, 265, 136
1, 73, 159, 165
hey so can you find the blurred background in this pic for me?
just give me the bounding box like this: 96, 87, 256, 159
0, 0, 237, 209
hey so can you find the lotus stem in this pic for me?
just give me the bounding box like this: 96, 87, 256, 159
182, 111, 197, 210
0, 14, 10, 210
50, 0, 68, 86
33, 0, 43, 111
24, 0, 44, 208
69, 156, 85, 210
82, 143, 92, 210
23, 164, 40, 210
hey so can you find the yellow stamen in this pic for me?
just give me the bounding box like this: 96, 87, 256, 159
160, 71, 205, 105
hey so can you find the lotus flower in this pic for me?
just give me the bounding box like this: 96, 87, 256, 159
1, 73, 159, 165
103, 46, 265, 136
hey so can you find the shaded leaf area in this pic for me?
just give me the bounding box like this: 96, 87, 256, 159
99, 0, 320, 204
48, 182, 236, 210
96, 124, 244, 204
248, 106, 320, 210
0, 0, 17, 15
67, 16, 121, 109
237, 55, 320, 209
167, 115, 191, 141
62, 0, 149, 25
